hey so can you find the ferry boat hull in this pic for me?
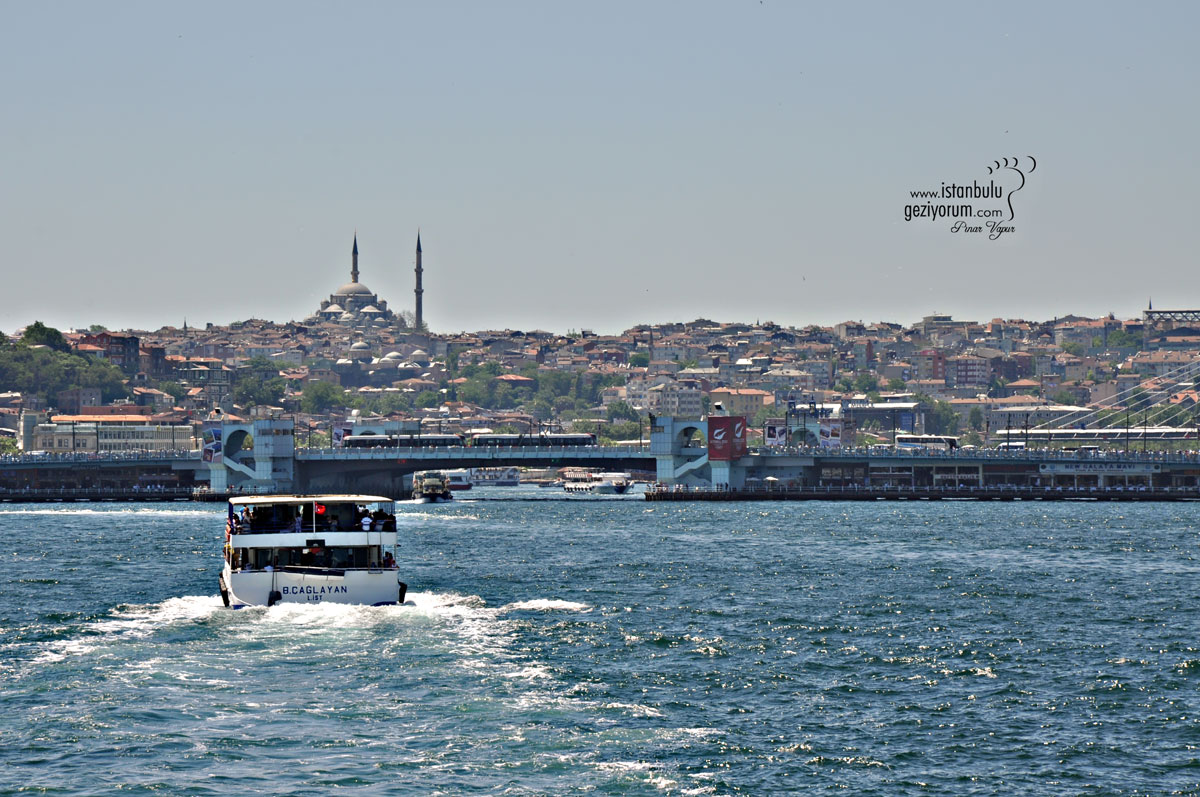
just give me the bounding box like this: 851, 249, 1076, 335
221, 566, 407, 608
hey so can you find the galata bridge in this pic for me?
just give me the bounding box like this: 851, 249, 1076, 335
1, 417, 1198, 501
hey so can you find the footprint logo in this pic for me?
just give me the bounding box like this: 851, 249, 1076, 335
987, 156, 1037, 222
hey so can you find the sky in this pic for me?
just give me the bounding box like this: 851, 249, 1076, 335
2, 1, 1198, 336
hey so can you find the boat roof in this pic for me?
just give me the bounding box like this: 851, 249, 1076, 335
229, 494, 393, 506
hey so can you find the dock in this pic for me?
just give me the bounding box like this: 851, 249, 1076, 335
645, 484, 1200, 502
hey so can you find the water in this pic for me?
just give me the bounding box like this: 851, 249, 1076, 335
2, 491, 1198, 795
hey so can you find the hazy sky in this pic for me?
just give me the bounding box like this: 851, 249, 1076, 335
2, 2, 1197, 335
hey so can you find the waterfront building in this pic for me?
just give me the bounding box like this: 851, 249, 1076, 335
33, 415, 196, 453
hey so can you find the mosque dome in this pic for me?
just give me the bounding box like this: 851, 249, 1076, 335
350, 341, 371, 351
335, 282, 375, 297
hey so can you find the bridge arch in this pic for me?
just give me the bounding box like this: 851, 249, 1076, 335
676, 425, 704, 449
223, 428, 250, 460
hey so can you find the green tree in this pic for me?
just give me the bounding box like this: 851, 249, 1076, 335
968, 406, 984, 431
598, 420, 641, 442
20, 321, 70, 352
415, 390, 440, 409
1106, 328, 1141, 349
0, 344, 128, 403
1051, 389, 1078, 406
300, 381, 346, 414
606, 400, 639, 422
852, 373, 879, 393
925, 400, 961, 435
0, 437, 18, 454
887, 378, 907, 391
1060, 341, 1084, 356
628, 352, 650, 368
233, 359, 286, 407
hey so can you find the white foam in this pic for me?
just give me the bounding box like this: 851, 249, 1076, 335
601, 702, 664, 718
503, 599, 591, 612
33, 594, 223, 663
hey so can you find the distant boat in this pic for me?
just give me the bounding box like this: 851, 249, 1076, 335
470, 466, 521, 487
561, 470, 632, 495
412, 470, 453, 502
444, 469, 472, 491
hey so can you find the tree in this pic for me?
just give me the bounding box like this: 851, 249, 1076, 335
887, 378, 907, 391
628, 352, 650, 368
233, 359, 286, 407
968, 406, 984, 431
300, 380, 346, 414
852, 373, 879, 393
0, 437, 18, 455
606, 401, 639, 422
1106, 328, 1141, 349
925, 400, 961, 435
1052, 390, 1078, 406
20, 321, 69, 352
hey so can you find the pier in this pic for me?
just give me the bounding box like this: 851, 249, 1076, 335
646, 483, 1200, 502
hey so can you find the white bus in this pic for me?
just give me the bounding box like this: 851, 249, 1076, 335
894, 434, 959, 451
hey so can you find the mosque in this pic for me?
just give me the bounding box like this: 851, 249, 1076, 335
309, 234, 424, 329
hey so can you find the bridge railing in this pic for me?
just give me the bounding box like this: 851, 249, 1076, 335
744, 445, 1200, 464
296, 445, 648, 460
0, 449, 202, 465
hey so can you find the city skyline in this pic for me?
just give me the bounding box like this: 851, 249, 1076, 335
2, 2, 1198, 335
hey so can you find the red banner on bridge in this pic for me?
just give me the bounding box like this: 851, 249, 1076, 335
708, 416, 748, 461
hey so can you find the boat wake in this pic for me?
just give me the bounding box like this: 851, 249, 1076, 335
0, 507, 219, 517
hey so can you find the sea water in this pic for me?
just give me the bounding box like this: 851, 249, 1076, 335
2, 492, 1198, 794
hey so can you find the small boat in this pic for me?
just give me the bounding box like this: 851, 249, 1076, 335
219, 494, 407, 608
411, 470, 453, 501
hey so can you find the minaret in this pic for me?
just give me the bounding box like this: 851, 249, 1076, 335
414, 232, 424, 331
351, 233, 360, 283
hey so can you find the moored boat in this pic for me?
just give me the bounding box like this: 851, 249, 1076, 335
444, 469, 473, 491
561, 470, 632, 494
219, 494, 407, 608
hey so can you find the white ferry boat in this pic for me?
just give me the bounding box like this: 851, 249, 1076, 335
561, 470, 632, 495
470, 466, 521, 487
219, 495, 407, 608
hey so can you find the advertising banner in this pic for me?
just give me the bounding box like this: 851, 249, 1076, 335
764, 423, 787, 447
731, 417, 748, 459
332, 427, 351, 448
201, 423, 223, 464
708, 416, 732, 461
819, 418, 842, 448
708, 416, 748, 460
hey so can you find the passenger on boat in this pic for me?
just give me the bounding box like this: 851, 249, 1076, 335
383, 552, 396, 569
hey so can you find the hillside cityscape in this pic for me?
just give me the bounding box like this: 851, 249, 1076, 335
1, 235, 1196, 454
3, 238, 1198, 456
